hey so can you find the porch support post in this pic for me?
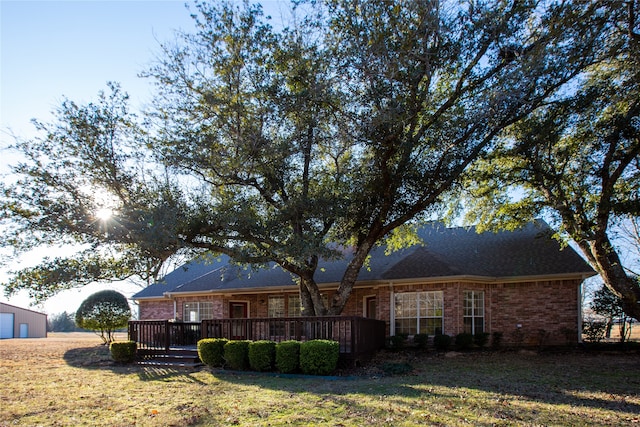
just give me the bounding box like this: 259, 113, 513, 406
164, 320, 170, 352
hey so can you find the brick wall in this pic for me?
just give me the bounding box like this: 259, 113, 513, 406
137, 277, 582, 346
138, 300, 174, 320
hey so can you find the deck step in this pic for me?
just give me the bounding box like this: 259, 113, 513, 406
137, 349, 202, 368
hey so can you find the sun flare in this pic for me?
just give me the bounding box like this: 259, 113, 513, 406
96, 207, 113, 221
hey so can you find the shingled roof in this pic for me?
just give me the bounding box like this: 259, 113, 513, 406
131, 220, 595, 300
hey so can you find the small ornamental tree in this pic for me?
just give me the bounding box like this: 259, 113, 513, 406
591, 284, 634, 344
75, 290, 131, 345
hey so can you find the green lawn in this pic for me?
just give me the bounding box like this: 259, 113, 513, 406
0, 334, 638, 426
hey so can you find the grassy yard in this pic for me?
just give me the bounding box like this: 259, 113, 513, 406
0, 333, 638, 426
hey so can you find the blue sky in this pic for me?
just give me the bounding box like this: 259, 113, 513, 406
1, 0, 196, 142
0, 0, 287, 315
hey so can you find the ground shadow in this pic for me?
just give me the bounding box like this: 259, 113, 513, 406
207, 349, 640, 417
63, 345, 206, 384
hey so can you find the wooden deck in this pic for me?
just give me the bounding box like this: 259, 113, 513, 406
129, 316, 386, 365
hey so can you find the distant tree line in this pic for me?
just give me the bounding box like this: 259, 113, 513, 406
47, 311, 85, 332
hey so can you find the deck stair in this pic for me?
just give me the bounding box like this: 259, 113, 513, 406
137, 348, 202, 368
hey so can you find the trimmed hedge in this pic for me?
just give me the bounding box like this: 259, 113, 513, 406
455, 333, 474, 350
413, 333, 429, 349
433, 333, 452, 351
275, 340, 300, 373
224, 340, 251, 370
198, 338, 228, 367
300, 340, 339, 376
474, 332, 490, 348
249, 340, 276, 371
109, 341, 137, 363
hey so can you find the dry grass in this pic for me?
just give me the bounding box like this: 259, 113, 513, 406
0, 333, 639, 426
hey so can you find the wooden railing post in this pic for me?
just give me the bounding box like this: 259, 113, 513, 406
164, 320, 170, 352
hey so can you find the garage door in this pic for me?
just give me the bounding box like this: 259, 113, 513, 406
0, 313, 14, 338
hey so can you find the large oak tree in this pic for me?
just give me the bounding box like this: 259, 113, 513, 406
461, 0, 640, 320
1, 1, 619, 314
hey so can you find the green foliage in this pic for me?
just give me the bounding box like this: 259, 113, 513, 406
248, 340, 276, 372
275, 340, 300, 374
197, 338, 228, 367
583, 321, 607, 343
0, 1, 619, 318
109, 341, 137, 363
413, 333, 429, 349
299, 340, 339, 376
592, 285, 626, 320
389, 334, 407, 350
455, 333, 474, 351
433, 334, 452, 352
47, 311, 82, 332
457, 2, 640, 321
473, 333, 490, 348
224, 340, 250, 370
75, 290, 131, 345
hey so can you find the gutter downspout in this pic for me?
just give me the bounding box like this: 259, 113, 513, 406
577, 276, 585, 344
163, 292, 177, 321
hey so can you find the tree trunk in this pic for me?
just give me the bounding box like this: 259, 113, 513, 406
299, 274, 327, 316
576, 233, 640, 321
328, 238, 376, 315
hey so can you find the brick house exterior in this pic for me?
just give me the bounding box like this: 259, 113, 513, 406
132, 221, 594, 346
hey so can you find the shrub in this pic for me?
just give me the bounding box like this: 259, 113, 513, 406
224, 340, 250, 370
389, 334, 408, 349
433, 333, 451, 351
583, 321, 607, 343
300, 340, 339, 375
276, 340, 300, 373
198, 338, 228, 367
249, 340, 276, 372
455, 333, 474, 350
473, 332, 490, 348
109, 341, 137, 363
413, 333, 429, 349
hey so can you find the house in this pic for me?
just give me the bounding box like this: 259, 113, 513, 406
131, 220, 595, 346
0, 302, 48, 339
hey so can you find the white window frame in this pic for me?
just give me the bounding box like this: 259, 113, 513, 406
463, 291, 485, 334
268, 296, 285, 318
183, 301, 214, 322
393, 291, 443, 336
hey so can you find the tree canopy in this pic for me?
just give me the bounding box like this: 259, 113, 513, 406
460, 1, 640, 320
0, 0, 627, 315
75, 290, 131, 344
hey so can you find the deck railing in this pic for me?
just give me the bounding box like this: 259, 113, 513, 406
201, 316, 386, 359
129, 316, 386, 360
128, 320, 201, 351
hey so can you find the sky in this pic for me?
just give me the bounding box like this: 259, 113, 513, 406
0, 0, 286, 316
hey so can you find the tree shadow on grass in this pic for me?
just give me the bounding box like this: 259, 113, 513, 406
209, 350, 640, 418
62, 345, 206, 384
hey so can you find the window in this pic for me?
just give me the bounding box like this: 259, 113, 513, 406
288, 295, 301, 317
268, 296, 285, 336
183, 301, 213, 322
394, 291, 443, 335
268, 296, 285, 317
463, 291, 484, 334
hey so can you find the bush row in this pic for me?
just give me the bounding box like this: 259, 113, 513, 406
389, 332, 498, 351
197, 338, 340, 375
